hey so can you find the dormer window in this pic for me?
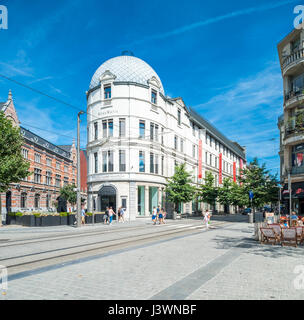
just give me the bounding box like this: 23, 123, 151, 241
178, 109, 181, 126
104, 85, 111, 99
151, 90, 157, 104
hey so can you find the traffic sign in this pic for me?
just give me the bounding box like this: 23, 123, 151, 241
249, 190, 254, 200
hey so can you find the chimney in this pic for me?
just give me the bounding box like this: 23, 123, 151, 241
8, 89, 12, 101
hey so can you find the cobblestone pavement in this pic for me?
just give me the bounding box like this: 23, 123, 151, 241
0, 216, 303, 300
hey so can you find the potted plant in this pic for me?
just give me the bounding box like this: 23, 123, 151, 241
34, 212, 41, 226
15, 211, 23, 225
60, 212, 68, 225
85, 212, 93, 224
41, 213, 60, 226
22, 212, 35, 227
94, 212, 103, 223
7, 212, 16, 225
68, 212, 76, 225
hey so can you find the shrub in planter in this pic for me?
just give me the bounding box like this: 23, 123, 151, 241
94, 214, 103, 223
85, 215, 93, 224
60, 212, 68, 225
15, 212, 23, 225
6, 212, 16, 225
41, 214, 60, 226
22, 214, 35, 227
33, 213, 41, 226
68, 214, 76, 225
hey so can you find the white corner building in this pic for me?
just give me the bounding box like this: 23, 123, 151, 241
86, 52, 246, 220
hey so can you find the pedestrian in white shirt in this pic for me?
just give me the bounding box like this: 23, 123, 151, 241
204, 210, 210, 230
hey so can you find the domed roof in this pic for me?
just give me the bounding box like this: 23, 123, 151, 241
89, 55, 164, 94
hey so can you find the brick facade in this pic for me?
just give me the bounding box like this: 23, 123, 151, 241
0, 91, 87, 221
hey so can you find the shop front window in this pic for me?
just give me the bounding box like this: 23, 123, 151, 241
292, 144, 304, 174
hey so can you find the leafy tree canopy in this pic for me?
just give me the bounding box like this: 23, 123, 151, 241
165, 163, 196, 210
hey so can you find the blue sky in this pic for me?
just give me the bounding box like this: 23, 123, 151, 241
0, 0, 300, 175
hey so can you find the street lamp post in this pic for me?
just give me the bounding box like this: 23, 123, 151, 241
288, 171, 292, 226
77, 111, 85, 228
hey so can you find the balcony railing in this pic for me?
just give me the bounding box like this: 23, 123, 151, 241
284, 88, 304, 103
283, 48, 304, 71
285, 126, 304, 137
292, 166, 304, 175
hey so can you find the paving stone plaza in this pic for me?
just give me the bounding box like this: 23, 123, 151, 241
0, 216, 303, 300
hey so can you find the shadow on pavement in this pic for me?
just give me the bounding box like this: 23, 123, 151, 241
213, 234, 304, 259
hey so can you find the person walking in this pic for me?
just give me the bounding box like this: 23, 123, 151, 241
104, 207, 109, 225
81, 207, 86, 225
203, 209, 210, 230
158, 208, 164, 224
108, 207, 115, 225
152, 206, 157, 225
162, 209, 167, 224
120, 206, 126, 223
109, 207, 114, 225
117, 207, 121, 223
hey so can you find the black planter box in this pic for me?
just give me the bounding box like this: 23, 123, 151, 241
16, 216, 23, 225
68, 214, 76, 225
94, 214, 103, 223
60, 216, 68, 225
6, 215, 16, 225
85, 216, 93, 224
35, 216, 42, 227
41, 215, 60, 226
22, 215, 35, 227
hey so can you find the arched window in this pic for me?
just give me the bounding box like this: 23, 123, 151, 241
34, 194, 40, 209
46, 194, 51, 208
21, 193, 27, 208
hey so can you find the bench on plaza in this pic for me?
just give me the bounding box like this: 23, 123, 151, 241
281, 228, 298, 247
295, 226, 304, 245
268, 224, 282, 241
260, 227, 281, 245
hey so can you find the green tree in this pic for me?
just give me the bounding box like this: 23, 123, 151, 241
0, 112, 31, 225
217, 178, 234, 213
59, 184, 77, 208
264, 173, 279, 208
239, 158, 278, 209
230, 182, 248, 210
165, 163, 196, 213
197, 171, 218, 210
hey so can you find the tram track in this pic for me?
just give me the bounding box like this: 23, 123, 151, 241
0, 222, 161, 248
2, 221, 230, 275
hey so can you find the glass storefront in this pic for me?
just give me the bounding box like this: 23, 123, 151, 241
292, 144, 304, 174
149, 187, 158, 215
138, 186, 145, 216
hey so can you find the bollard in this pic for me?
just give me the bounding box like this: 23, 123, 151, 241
249, 213, 253, 224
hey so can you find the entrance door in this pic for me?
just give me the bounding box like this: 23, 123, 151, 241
6, 191, 12, 213
99, 185, 116, 212
100, 195, 116, 212
300, 200, 304, 215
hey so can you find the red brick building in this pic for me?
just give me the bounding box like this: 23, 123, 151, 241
0, 90, 87, 222
80, 149, 88, 194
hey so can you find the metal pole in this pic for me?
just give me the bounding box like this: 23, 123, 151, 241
278, 187, 281, 219
288, 172, 292, 225
77, 111, 84, 228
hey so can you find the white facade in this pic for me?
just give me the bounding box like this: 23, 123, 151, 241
86, 54, 246, 220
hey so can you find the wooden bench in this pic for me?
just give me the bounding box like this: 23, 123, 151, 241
260, 227, 280, 245
281, 227, 298, 247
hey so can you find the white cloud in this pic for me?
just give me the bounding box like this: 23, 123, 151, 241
130, 0, 297, 45
192, 62, 282, 172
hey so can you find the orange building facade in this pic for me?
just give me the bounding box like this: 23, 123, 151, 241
0, 91, 87, 223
